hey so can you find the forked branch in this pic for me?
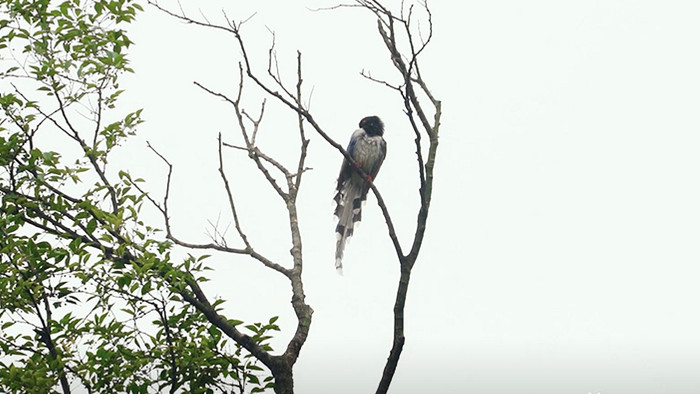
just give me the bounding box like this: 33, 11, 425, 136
147, 1, 441, 393
142, 6, 316, 390
356, 2, 441, 393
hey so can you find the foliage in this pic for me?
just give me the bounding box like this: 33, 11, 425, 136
0, 1, 276, 392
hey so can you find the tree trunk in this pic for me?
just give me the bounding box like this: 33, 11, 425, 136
272, 364, 294, 394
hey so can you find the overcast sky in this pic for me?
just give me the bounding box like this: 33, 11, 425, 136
114, 1, 700, 393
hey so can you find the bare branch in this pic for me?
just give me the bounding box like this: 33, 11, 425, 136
345, 2, 442, 393
241, 100, 266, 145
205, 214, 231, 247
228, 21, 405, 259
192, 79, 290, 199
307, 3, 364, 12
293, 52, 310, 193
360, 69, 403, 91
147, 1, 236, 34
145, 140, 292, 276
265, 29, 296, 102
216, 135, 250, 251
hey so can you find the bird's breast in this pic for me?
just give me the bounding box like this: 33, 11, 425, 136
353, 135, 385, 170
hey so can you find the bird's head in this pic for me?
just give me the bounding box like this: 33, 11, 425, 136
359, 116, 384, 136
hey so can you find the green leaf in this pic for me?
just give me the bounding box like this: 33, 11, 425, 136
83, 219, 98, 236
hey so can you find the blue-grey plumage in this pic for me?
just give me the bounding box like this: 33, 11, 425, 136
334, 116, 387, 272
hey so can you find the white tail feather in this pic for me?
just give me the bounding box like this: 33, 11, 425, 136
334, 181, 362, 272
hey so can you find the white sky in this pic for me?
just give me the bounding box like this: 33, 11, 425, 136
113, 1, 700, 393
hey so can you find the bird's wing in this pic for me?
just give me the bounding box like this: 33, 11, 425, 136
336, 128, 365, 189
347, 128, 363, 155
368, 137, 387, 181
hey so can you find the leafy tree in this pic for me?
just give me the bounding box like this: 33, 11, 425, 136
1, 1, 277, 392
0, 0, 441, 393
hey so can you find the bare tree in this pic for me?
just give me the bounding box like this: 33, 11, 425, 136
141, 59, 314, 392
347, 2, 442, 392
147, 0, 441, 392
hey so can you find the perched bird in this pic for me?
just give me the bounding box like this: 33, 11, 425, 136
334, 116, 387, 272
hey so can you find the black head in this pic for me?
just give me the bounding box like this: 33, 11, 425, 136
359, 116, 384, 136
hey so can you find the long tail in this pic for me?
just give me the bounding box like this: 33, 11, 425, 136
334, 181, 363, 272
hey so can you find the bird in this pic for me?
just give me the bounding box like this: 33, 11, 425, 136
334, 115, 387, 272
